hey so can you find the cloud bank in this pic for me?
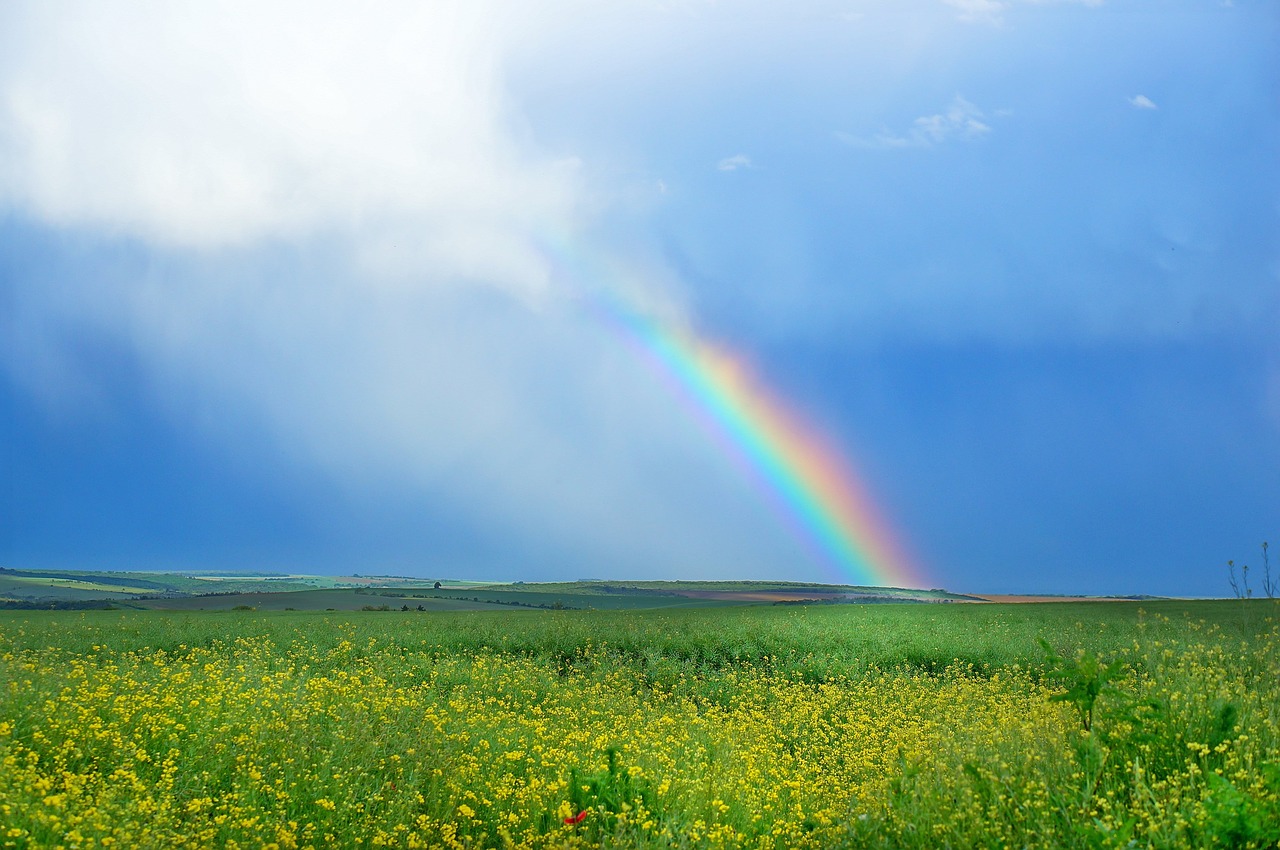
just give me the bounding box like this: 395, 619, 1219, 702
0, 2, 590, 299
0, 0, 810, 578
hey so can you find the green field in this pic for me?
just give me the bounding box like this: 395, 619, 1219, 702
0, 567, 976, 611
0, 568, 346, 603
1, 599, 1277, 848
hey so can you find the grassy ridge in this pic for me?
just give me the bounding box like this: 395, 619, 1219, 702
0, 567, 974, 609
0, 567, 346, 600
130, 587, 749, 613
1, 601, 1277, 848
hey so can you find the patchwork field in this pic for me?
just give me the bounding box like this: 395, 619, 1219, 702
0, 568, 974, 611
0, 568, 442, 606
1, 599, 1277, 848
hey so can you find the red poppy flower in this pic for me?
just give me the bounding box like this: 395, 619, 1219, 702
564, 810, 589, 825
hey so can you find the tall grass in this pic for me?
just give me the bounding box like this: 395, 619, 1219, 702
1, 598, 1262, 671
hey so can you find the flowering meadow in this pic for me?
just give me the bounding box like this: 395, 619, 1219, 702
1, 602, 1277, 849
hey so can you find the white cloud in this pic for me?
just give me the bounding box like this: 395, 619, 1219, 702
717, 154, 753, 172
1129, 94, 1158, 110
943, 0, 1104, 25
942, 0, 1008, 24
0, 1, 578, 298
840, 96, 992, 150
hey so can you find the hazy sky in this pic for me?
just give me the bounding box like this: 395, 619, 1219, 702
2, 1, 1277, 595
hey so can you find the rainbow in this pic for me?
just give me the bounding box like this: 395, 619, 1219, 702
544, 241, 925, 589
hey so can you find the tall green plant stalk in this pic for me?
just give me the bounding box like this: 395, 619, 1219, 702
1037, 638, 1126, 733
1262, 541, 1275, 599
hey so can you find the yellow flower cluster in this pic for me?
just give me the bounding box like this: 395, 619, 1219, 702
0, 609, 1276, 848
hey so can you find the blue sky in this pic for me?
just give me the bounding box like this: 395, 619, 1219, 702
2, 0, 1276, 595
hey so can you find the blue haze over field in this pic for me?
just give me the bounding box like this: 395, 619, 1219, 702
1, 1, 1276, 596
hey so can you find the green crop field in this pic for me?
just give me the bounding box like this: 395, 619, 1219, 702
1, 600, 1277, 848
